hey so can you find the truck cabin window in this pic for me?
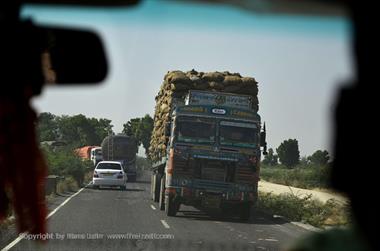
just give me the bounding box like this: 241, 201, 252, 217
176, 117, 215, 144
220, 121, 257, 148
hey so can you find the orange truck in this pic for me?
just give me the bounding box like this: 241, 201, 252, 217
74, 146, 102, 166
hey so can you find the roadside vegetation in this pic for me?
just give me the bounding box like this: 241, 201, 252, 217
257, 192, 351, 228
258, 140, 351, 228
37, 112, 116, 189
261, 140, 332, 189
260, 164, 331, 189
42, 146, 93, 188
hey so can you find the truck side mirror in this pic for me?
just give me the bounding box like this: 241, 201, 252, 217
260, 131, 266, 146
260, 131, 268, 155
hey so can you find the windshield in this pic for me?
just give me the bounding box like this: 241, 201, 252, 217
176, 117, 215, 144
1, 2, 355, 251
220, 121, 257, 148
96, 163, 122, 170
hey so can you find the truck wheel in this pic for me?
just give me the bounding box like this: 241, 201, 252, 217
159, 177, 165, 210
151, 174, 160, 202
239, 203, 252, 221
165, 195, 177, 217
151, 175, 155, 200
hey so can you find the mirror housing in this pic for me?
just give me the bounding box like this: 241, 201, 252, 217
39, 25, 108, 84
260, 123, 268, 155
260, 131, 266, 146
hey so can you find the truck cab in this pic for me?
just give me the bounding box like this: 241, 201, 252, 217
90, 147, 103, 166
152, 91, 266, 220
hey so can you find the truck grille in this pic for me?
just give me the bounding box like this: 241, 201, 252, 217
193, 179, 231, 191
173, 157, 256, 185
173, 156, 193, 178
235, 165, 255, 185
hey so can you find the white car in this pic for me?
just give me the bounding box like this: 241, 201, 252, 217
93, 161, 127, 190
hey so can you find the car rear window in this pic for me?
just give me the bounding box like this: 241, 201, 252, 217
96, 163, 122, 170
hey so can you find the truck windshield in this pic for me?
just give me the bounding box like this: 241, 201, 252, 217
176, 117, 215, 144
219, 121, 257, 148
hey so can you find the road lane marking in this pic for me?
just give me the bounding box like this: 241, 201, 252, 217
1, 234, 26, 251
1, 185, 88, 251
160, 220, 170, 229
150, 205, 157, 210
47, 187, 86, 219
265, 238, 278, 242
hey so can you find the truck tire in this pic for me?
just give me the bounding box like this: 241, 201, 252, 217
165, 195, 177, 217
151, 174, 155, 200
151, 174, 160, 202
239, 203, 252, 221
159, 176, 165, 210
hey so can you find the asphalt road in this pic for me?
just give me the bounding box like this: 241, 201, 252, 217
4, 173, 310, 251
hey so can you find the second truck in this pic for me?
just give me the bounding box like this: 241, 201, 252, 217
101, 135, 138, 182
149, 70, 267, 220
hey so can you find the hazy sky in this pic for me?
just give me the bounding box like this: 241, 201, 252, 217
23, 0, 354, 157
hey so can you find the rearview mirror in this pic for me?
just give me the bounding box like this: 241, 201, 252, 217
260, 131, 267, 155
40, 25, 108, 84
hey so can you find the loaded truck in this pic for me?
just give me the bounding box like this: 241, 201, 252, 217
149, 70, 267, 220
90, 147, 103, 166
75, 145, 102, 166
101, 135, 138, 182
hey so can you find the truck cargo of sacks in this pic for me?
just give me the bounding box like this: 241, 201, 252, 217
149, 69, 259, 162
101, 135, 138, 161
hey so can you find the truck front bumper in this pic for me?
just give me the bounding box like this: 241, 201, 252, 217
166, 181, 257, 207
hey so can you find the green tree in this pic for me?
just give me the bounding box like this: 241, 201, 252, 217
262, 148, 278, 166
58, 114, 114, 147
37, 113, 114, 147
37, 112, 59, 141
56, 114, 99, 146
123, 118, 141, 137
308, 150, 330, 166
122, 114, 153, 155
299, 156, 311, 166
276, 139, 300, 168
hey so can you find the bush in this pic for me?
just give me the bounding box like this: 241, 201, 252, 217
260, 164, 331, 189
257, 192, 351, 228
42, 146, 92, 187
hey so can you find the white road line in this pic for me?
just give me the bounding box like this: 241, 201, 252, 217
265, 238, 278, 242
47, 187, 85, 219
160, 220, 170, 229
1, 185, 87, 251
150, 205, 157, 210
1, 234, 26, 251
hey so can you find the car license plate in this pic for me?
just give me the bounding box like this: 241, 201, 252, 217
102, 173, 113, 176
203, 195, 221, 209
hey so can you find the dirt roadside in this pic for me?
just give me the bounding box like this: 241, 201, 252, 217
258, 180, 348, 204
